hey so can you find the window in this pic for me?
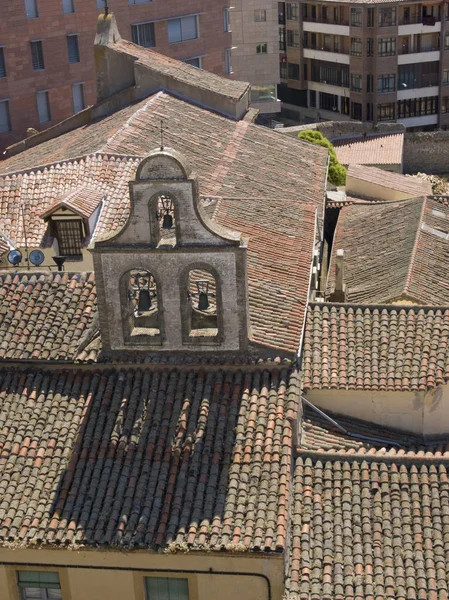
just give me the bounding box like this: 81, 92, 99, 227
367, 38, 374, 56
146, 577, 189, 599
397, 96, 438, 118
62, 0, 74, 13
311, 60, 349, 87
256, 43, 268, 54
399, 61, 439, 88
54, 219, 83, 256
319, 92, 339, 112
310, 90, 316, 108
350, 37, 362, 56
445, 2, 449, 20
287, 30, 299, 47
72, 82, 84, 113
279, 27, 286, 51
419, 32, 438, 51
377, 103, 395, 121
366, 102, 373, 120
351, 7, 362, 26
168, 16, 198, 43
223, 8, 231, 32
25, 0, 38, 18
30, 41, 44, 70
280, 61, 287, 79
184, 56, 201, 68
444, 69, 449, 85
366, 73, 373, 92
36, 90, 51, 123
97, 0, 105, 7
129, 0, 151, 4
0, 100, 11, 133
288, 62, 300, 80
67, 35, 80, 63
18, 571, 62, 600
367, 7, 374, 26
225, 48, 232, 74
0, 48, 6, 78
377, 73, 395, 93
350, 102, 362, 120
254, 9, 266, 22
445, 33, 449, 49
379, 7, 396, 26
442, 97, 449, 113
286, 2, 299, 20
351, 73, 362, 92
131, 22, 156, 48
378, 37, 396, 56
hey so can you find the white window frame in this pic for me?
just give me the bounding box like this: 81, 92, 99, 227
0, 99, 11, 133
256, 42, 268, 54
72, 82, 84, 113
36, 90, 51, 124
167, 15, 199, 44
25, 0, 38, 18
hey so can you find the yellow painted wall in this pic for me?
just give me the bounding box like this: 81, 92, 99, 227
306, 384, 449, 436
345, 174, 424, 202
0, 547, 283, 600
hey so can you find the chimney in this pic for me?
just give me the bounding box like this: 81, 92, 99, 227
329, 248, 346, 302
94, 13, 136, 101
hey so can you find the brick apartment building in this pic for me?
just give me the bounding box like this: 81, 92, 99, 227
0, 0, 232, 151
278, 0, 449, 129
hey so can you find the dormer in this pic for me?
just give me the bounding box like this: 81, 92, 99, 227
91, 148, 249, 354
41, 187, 103, 259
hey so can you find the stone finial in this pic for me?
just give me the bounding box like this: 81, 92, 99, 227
94, 12, 121, 47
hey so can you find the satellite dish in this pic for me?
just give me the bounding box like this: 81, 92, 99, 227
7, 249, 22, 266
29, 249, 45, 266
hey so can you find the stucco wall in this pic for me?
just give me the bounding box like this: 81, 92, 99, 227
0, 548, 283, 600
306, 384, 449, 437
345, 175, 416, 201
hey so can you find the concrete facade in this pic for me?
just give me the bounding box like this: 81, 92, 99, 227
278, 0, 449, 129
230, 0, 281, 114
0, 0, 232, 151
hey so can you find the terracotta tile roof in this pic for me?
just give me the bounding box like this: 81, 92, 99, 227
333, 133, 404, 166
114, 39, 249, 101
0, 365, 299, 551
302, 302, 449, 392
40, 187, 104, 221
326, 196, 449, 305
347, 164, 432, 198
0, 272, 97, 361
286, 408, 449, 600
214, 198, 316, 353
0, 92, 328, 214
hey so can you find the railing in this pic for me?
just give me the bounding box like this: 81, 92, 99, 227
423, 15, 437, 25
399, 14, 439, 25
398, 44, 440, 54
302, 16, 349, 25
304, 43, 349, 54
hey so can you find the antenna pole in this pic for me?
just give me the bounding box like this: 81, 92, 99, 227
104, 0, 109, 16
21, 204, 30, 269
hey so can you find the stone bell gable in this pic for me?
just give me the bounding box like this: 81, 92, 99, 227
91, 148, 249, 354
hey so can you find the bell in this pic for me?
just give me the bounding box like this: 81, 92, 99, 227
198, 291, 209, 311
162, 212, 173, 229
137, 289, 151, 312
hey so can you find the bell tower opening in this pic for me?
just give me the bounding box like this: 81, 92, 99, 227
126, 269, 162, 343
156, 194, 177, 247
187, 269, 219, 338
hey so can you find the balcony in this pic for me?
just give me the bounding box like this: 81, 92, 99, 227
398, 13, 441, 33
302, 18, 349, 36
398, 47, 440, 64
304, 46, 350, 64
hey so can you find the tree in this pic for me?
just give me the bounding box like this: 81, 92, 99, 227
298, 129, 346, 186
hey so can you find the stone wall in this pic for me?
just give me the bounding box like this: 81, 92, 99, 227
279, 120, 405, 141
403, 131, 449, 175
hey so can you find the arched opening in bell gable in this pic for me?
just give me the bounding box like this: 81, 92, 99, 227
187, 268, 219, 338
125, 269, 162, 343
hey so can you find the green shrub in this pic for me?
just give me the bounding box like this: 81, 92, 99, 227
298, 129, 347, 186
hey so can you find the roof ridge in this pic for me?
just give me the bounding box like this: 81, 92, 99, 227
308, 300, 449, 312
402, 196, 428, 298
0, 152, 141, 179
296, 448, 449, 465
98, 92, 164, 154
